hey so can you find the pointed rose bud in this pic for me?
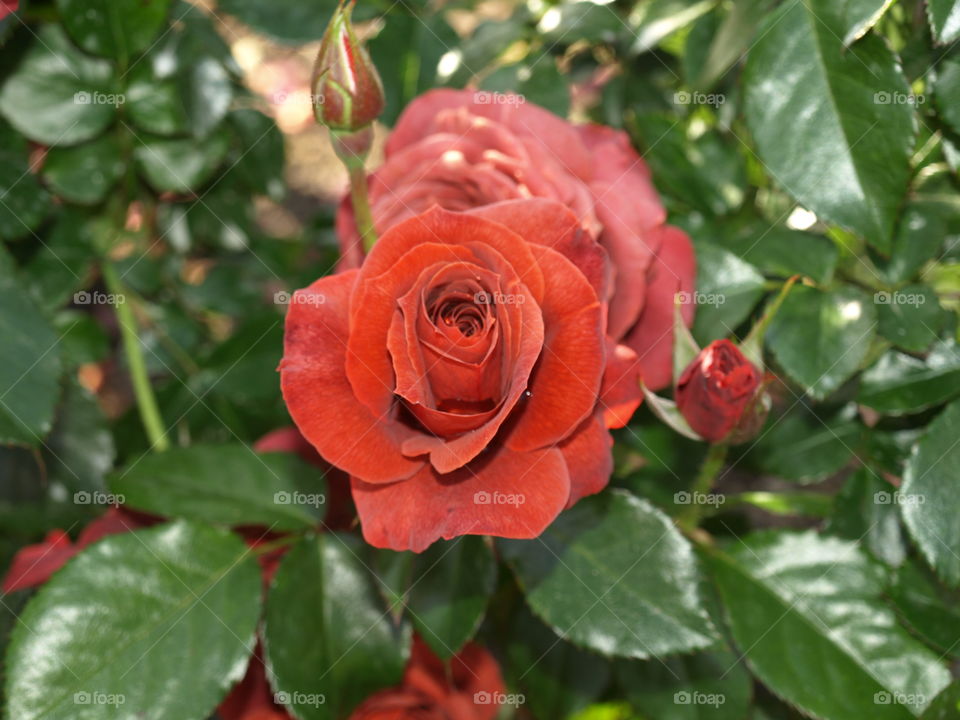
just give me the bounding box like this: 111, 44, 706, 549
675, 339, 765, 444
311, 0, 385, 134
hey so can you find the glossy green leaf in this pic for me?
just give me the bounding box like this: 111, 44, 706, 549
0, 26, 119, 146
875, 284, 946, 352
0, 260, 62, 445
57, 0, 172, 59
500, 490, 717, 658
42, 134, 124, 205
828, 465, 906, 567
722, 226, 838, 285
858, 342, 960, 414
264, 534, 410, 719
889, 561, 960, 659
134, 131, 229, 192
691, 242, 765, 343
507, 605, 611, 719
228, 109, 285, 200
693, 0, 775, 88
4, 521, 262, 720
875, 198, 952, 285
922, 682, 960, 719
927, 0, 960, 43
766, 285, 877, 398
0, 125, 51, 240
707, 531, 951, 719
23, 210, 97, 312
744, 0, 914, 251
217, 0, 336, 44
125, 63, 188, 136
616, 648, 752, 720
901, 400, 960, 586
935, 59, 960, 136
838, 0, 896, 45
481, 60, 570, 118
110, 444, 324, 530
43, 383, 115, 493
376, 536, 495, 659
630, 0, 717, 54
746, 403, 860, 483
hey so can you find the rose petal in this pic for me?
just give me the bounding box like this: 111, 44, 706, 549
351, 445, 570, 552
624, 225, 696, 391
599, 340, 643, 429
281, 270, 425, 483
560, 413, 614, 508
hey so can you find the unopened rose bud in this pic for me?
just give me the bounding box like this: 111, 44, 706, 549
311, 0, 385, 134
675, 340, 765, 444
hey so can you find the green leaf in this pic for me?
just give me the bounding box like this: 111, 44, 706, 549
134, 130, 229, 192
125, 62, 188, 136
889, 561, 960, 660
922, 682, 960, 719
57, 0, 172, 59
23, 210, 97, 312
0, 260, 63, 445
375, 536, 495, 659
837, 0, 897, 45
875, 198, 952, 285
630, 0, 717, 55
264, 534, 410, 719
4, 521, 262, 720
707, 531, 951, 719
693, 0, 775, 89
0, 125, 51, 240
0, 26, 119, 146
875, 285, 946, 352
926, 0, 960, 44
217, 0, 335, 44
691, 242, 765, 343
766, 284, 877, 399
722, 226, 838, 285
42, 134, 124, 205
506, 605, 611, 719
539, 1, 624, 45
858, 342, 960, 414
744, 0, 915, 252
43, 382, 115, 493
746, 403, 860, 483
499, 490, 717, 658
616, 648, 752, 720
935, 59, 960, 137
828, 465, 906, 566
110, 444, 324, 530
481, 61, 570, 118
228, 109, 285, 200
901, 400, 960, 586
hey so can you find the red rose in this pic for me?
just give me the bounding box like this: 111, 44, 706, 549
675, 340, 762, 443
337, 88, 696, 393
349, 637, 504, 720
282, 201, 620, 551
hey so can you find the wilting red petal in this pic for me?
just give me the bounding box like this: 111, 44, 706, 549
624, 225, 696, 391
559, 413, 613, 508
504, 244, 604, 451
2, 530, 74, 594
351, 446, 569, 552
281, 270, 424, 483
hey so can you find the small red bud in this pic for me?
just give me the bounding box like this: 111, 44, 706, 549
311, 0, 385, 133
675, 339, 766, 444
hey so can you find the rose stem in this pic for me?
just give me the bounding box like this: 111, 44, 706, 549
102, 262, 170, 452
678, 442, 728, 531
347, 161, 378, 253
